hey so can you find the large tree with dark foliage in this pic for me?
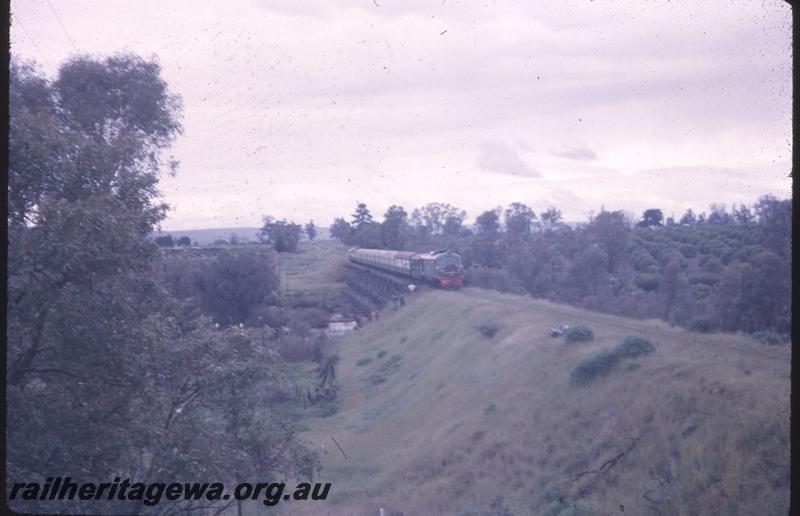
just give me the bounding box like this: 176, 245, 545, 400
754, 195, 791, 256
330, 217, 354, 244
587, 210, 629, 273
638, 208, 664, 228
193, 251, 280, 326
305, 220, 318, 241
471, 210, 504, 267
382, 205, 411, 249
8, 54, 182, 508
351, 202, 374, 227
260, 216, 303, 252
504, 202, 537, 240
7, 56, 314, 514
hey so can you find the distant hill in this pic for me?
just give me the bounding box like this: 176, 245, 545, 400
153, 226, 331, 245
292, 288, 789, 515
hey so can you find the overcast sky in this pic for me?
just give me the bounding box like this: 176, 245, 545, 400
11, 0, 792, 230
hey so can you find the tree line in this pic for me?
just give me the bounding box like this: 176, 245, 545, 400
328, 198, 791, 337
153, 220, 318, 250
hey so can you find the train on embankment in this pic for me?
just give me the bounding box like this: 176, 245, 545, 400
347, 248, 464, 288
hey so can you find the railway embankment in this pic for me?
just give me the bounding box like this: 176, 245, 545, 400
290, 287, 789, 515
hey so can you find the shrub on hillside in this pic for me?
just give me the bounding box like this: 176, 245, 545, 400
687, 318, 716, 333
570, 349, 620, 385
751, 331, 785, 346
617, 335, 656, 358
571, 335, 656, 385
563, 325, 594, 343
477, 321, 500, 338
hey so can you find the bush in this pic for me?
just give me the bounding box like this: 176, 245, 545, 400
751, 331, 785, 346
634, 273, 660, 292
571, 335, 656, 385
477, 322, 500, 338
687, 318, 716, 333
563, 325, 594, 343
616, 335, 655, 358
570, 349, 620, 385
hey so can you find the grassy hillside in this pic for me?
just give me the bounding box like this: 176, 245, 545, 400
294, 288, 789, 515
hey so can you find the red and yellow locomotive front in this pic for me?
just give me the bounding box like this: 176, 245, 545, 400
433, 252, 464, 288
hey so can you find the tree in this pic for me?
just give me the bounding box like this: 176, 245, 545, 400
305, 220, 318, 241
351, 202, 374, 227
540, 207, 563, 232
733, 204, 754, 225
177, 235, 192, 247
504, 202, 537, 239
155, 234, 175, 247
471, 210, 504, 267
194, 251, 279, 326
442, 215, 466, 237
638, 208, 664, 228
586, 210, 629, 273
8, 53, 185, 503
260, 217, 302, 252
329, 217, 354, 244
382, 205, 410, 249
475, 209, 501, 234
411, 203, 466, 236
229, 232, 240, 245
352, 221, 384, 248
8, 56, 316, 514
754, 195, 791, 256
708, 204, 733, 225
660, 256, 686, 320
679, 209, 696, 225
568, 245, 609, 298
715, 250, 788, 333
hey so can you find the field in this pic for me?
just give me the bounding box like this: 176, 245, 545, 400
277, 240, 349, 306
286, 288, 790, 515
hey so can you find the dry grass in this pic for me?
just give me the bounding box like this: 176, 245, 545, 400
277, 288, 789, 515
278, 240, 348, 295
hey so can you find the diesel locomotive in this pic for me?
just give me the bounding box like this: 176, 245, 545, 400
348, 248, 464, 288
